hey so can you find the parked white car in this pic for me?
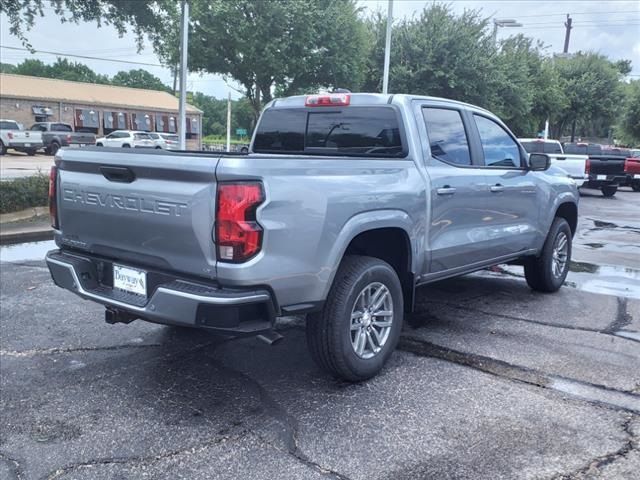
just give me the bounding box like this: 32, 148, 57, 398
148, 132, 180, 150
95, 130, 155, 149
0, 119, 44, 156
519, 138, 588, 188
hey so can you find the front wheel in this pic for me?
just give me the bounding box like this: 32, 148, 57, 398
601, 186, 617, 197
306, 255, 403, 382
524, 217, 572, 293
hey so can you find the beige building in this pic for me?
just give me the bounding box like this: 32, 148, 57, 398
0, 73, 203, 150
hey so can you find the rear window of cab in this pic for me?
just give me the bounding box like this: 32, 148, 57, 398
253, 107, 406, 158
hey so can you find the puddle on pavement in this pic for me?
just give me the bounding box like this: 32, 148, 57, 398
483, 261, 640, 300
0, 240, 55, 263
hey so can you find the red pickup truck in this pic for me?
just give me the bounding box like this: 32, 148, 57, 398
624, 155, 640, 191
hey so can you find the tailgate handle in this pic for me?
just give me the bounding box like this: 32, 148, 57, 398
100, 166, 135, 183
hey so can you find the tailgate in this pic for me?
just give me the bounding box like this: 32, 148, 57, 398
588, 156, 625, 175
55, 148, 220, 279
71, 132, 96, 144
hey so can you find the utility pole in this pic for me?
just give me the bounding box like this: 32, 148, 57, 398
226, 92, 231, 152
563, 14, 572, 54
382, 0, 393, 94
178, 0, 189, 150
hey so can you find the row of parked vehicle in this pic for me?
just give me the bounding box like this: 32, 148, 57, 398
0, 119, 180, 156
518, 138, 640, 197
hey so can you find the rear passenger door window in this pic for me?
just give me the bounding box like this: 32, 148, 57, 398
473, 115, 521, 168
422, 108, 471, 166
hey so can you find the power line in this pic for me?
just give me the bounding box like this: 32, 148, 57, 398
0, 46, 163, 67
513, 9, 640, 19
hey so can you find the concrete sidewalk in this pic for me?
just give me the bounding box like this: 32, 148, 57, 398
0, 214, 52, 244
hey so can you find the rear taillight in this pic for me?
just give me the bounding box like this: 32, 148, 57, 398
215, 182, 264, 262
7, 132, 13, 139
585, 159, 591, 175
305, 93, 350, 107
49, 166, 59, 229
66, 134, 72, 143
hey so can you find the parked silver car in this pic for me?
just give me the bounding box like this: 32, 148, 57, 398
148, 132, 180, 150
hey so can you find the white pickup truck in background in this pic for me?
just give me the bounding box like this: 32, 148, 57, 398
0, 119, 44, 156
519, 138, 588, 188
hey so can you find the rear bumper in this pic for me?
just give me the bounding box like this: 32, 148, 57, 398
46, 249, 277, 334
586, 174, 626, 187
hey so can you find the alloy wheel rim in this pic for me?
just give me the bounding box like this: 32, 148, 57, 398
552, 231, 569, 278
350, 282, 394, 359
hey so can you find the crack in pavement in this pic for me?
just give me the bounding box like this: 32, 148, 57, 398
209, 358, 353, 480
0, 343, 162, 358
42, 429, 248, 480
551, 414, 639, 479
0, 451, 24, 480
398, 337, 640, 414
604, 297, 633, 334
419, 300, 640, 344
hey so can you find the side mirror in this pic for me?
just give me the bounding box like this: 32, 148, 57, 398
528, 153, 551, 171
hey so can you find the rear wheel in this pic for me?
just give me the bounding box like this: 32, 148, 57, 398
50, 142, 60, 155
96, 143, 103, 147
524, 217, 572, 293
632, 182, 640, 192
0, 141, 6, 155
122, 144, 131, 148
306, 255, 403, 382
601, 186, 617, 197
26, 148, 36, 156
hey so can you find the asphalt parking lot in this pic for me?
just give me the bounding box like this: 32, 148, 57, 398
1, 190, 639, 479
0, 153, 55, 180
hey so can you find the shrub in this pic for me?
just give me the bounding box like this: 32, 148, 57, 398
0, 173, 49, 214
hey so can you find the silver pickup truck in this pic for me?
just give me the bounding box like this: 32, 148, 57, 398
46, 93, 579, 381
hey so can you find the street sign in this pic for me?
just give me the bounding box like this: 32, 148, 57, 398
236, 128, 248, 136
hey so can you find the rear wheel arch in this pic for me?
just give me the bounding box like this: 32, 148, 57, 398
341, 227, 415, 312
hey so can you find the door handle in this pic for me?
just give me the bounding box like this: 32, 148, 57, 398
490, 184, 504, 193
436, 186, 457, 195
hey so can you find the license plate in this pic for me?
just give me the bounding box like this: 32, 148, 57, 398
596, 175, 607, 180
113, 264, 147, 297
24, 143, 31, 147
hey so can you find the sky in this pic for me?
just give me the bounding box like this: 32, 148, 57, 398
1, 0, 639, 100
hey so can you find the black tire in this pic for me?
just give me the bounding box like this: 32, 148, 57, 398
0, 141, 6, 156
50, 142, 60, 155
122, 144, 131, 148
96, 143, 104, 147
601, 186, 617, 197
155, 146, 162, 149
524, 217, 572, 293
306, 255, 404, 382
632, 182, 640, 192
26, 148, 36, 156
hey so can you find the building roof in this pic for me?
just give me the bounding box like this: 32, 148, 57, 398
0, 73, 202, 114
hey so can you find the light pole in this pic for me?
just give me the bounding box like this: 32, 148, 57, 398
382, 0, 393, 94
178, 0, 189, 150
492, 18, 523, 44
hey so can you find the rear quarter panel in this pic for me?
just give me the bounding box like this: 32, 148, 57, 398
215, 155, 426, 308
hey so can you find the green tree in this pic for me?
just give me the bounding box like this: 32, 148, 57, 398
111, 69, 170, 91
11, 57, 111, 83
365, 4, 497, 106
553, 52, 625, 140
1, 0, 176, 51
184, 0, 368, 118
0, 62, 17, 73
617, 80, 640, 145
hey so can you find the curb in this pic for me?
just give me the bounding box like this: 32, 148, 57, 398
0, 227, 53, 245
0, 206, 48, 224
